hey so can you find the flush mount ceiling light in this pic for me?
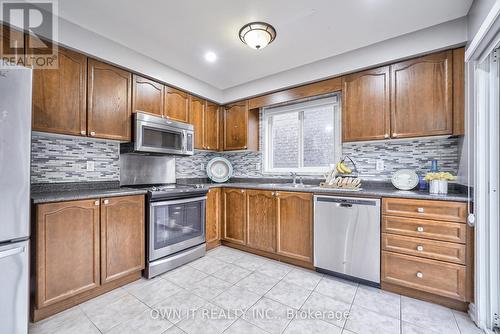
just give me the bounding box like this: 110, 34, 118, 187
204, 51, 217, 62
239, 22, 277, 50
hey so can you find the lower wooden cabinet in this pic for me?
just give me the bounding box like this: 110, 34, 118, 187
34, 195, 145, 321
221, 188, 313, 266
35, 199, 100, 309
276, 192, 313, 263
206, 188, 221, 250
222, 188, 247, 245
100, 196, 145, 284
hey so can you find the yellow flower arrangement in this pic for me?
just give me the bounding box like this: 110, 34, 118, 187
424, 172, 456, 182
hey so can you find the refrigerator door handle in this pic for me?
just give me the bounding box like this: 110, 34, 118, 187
0, 246, 25, 260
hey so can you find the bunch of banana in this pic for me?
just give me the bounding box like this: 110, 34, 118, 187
336, 160, 352, 174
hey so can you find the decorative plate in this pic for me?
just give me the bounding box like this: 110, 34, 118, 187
391, 169, 419, 190
206, 157, 233, 183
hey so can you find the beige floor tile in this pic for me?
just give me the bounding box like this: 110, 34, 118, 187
211, 285, 261, 314
212, 263, 252, 284
344, 304, 400, 334
176, 302, 237, 334
161, 265, 208, 289
283, 318, 342, 334
105, 308, 174, 334
152, 290, 207, 324
128, 278, 184, 307
243, 298, 294, 334
282, 268, 323, 290
401, 296, 459, 334
187, 275, 232, 300
235, 272, 280, 295
314, 276, 358, 304
265, 280, 312, 309
222, 318, 269, 334
353, 285, 400, 318
300, 292, 351, 328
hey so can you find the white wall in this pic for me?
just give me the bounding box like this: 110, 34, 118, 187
222, 17, 468, 103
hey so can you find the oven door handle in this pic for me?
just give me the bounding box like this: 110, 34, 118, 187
150, 196, 207, 206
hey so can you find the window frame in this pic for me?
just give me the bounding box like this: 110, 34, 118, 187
262, 94, 342, 175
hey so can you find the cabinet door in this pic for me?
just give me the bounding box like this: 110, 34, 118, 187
189, 96, 205, 149
204, 102, 220, 151
164, 86, 189, 122
132, 74, 164, 117
453, 48, 465, 136
100, 195, 145, 284
276, 192, 313, 263
1, 24, 24, 64
391, 51, 453, 138
35, 199, 100, 308
342, 66, 390, 141
222, 189, 247, 245
223, 101, 248, 150
88, 59, 132, 141
32, 46, 87, 136
247, 190, 276, 253
206, 188, 221, 248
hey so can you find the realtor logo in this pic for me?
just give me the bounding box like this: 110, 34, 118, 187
1, 0, 58, 68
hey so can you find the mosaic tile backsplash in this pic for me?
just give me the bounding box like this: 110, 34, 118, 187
31, 133, 119, 183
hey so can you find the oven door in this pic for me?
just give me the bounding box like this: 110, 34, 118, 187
136, 118, 194, 155
149, 196, 206, 261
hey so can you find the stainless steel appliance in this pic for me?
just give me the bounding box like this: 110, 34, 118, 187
0, 66, 32, 334
314, 195, 380, 286
121, 112, 194, 156
120, 155, 208, 278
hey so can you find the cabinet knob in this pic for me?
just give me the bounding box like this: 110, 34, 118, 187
90, 131, 96, 136
416, 272, 424, 279
94, 200, 99, 206
416, 245, 424, 252
240, 189, 245, 193
275, 192, 280, 197
80, 130, 86, 135
417, 226, 424, 232
384, 133, 389, 139
392, 133, 398, 138
417, 207, 425, 213
103, 199, 109, 205
206, 146, 210, 150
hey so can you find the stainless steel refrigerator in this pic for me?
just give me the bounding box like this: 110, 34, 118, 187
0, 65, 32, 334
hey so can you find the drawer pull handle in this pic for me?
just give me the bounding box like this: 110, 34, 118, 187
417, 226, 424, 232
416, 245, 424, 252
417, 207, 425, 213
103, 199, 109, 205
416, 272, 424, 278
94, 200, 99, 206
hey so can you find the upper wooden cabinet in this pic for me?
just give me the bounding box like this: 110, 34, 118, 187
164, 87, 189, 122
35, 199, 100, 309
132, 74, 164, 117
32, 46, 87, 136
87, 59, 132, 141
204, 102, 220, 151
391, 50, 453, 138
453, 48, 465, 136
222, 188, 247, 245
100, 195, 145, 284
223, 101, 259, 151
246, 190, 276, 253
276, 192, 313, 263
1, 24, 24, 64
189, 96, 205, 149
342, 66, 391, 142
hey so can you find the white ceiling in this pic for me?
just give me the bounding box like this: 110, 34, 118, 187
57, 0, 473, 91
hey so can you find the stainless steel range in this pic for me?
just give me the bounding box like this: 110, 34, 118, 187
120, 155, 208, 278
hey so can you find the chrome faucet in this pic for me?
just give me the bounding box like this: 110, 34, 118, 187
291, 172, 298, 185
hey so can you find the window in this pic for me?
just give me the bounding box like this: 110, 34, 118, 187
263, 94, 341, 174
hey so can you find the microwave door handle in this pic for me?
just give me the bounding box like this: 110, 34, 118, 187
182, 130, 187, 153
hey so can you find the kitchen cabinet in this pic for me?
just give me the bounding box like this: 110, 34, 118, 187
276, 192, 313, 263
132, 74, 164, 117
206, 188, 221, 250
453, 47, 465, 136
33, 195, 144, 321
204, 102, 220, 151
100, 195, 145, 284
342, 66, 391, 142
164, 86, 189, 122
222, 188, 247, 245
246, 190, 276, 253
381, 198, 473, 310
31, 46, 87, 136
391, 50, 453, 138
223, 101, 259, 151
189, 95, 205, 149
1, 24, 24, 64
87, 59, 132, 141
35, 199, 100, 309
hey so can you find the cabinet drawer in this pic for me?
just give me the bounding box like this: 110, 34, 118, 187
382, 233, 466, 264
382, 251, 466, 301
382, 198, 467, 223
383, 215, 466, 243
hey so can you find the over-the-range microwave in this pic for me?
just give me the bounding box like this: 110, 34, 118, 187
121, 112, 194, 156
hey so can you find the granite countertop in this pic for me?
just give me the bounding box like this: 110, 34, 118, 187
31, 181, 148, 204
178, 178, 471, 202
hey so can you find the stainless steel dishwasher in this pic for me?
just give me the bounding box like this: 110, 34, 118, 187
314, 195, 380, 286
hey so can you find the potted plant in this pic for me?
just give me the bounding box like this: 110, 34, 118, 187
424, 172, 456, 195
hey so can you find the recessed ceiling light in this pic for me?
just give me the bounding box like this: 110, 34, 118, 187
205, 51, 217, 63
239, 22, 277, 50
